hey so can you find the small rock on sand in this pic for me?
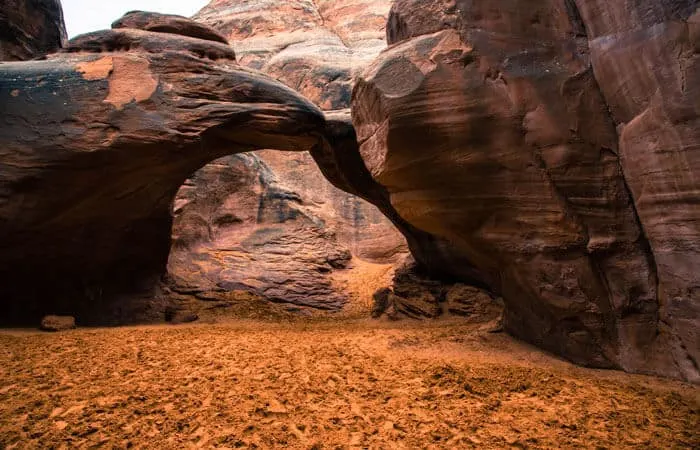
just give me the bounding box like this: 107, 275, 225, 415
40, 315, 76, 332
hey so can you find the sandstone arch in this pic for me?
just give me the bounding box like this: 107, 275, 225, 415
0, 17, 331, 323
1, 4, 698, 383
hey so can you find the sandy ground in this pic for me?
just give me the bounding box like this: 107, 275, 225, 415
0, 318, 698, 449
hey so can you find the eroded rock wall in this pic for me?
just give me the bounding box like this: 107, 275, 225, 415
165, 0, 407, 310
193, 0, 390, 108
579, 0, 700, 382
352, 0, 699, 381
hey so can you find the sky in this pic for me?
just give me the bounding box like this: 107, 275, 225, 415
61, 0, 210, 38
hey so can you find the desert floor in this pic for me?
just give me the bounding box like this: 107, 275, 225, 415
1, 317, 698, 449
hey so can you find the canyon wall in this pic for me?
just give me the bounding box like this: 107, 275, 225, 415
352, 0, 699, 381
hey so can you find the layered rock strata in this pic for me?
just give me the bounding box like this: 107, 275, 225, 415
165, 0, 407, 309
352, 0, 699, 381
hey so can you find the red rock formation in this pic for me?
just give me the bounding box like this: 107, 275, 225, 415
0, 14, 329, 323
167, 152, 354, 310
352, 0, 699, 381
165, 0, 407, 310
580, 0, 700, 383
1, 2, 696, 383
112, 11, 229, 44
0, 0, 66, 60
193, 0, 391, 108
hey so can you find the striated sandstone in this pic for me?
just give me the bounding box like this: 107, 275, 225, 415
193, 0, 391, 108
352, 0, 699, 381
167, 152, 353, 310
579, 0, 700, 383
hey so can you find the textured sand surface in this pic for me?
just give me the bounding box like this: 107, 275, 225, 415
1, 319, 698, 449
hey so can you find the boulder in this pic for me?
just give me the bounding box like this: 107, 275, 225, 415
352, 0, 699, 382
371, 287, 392, 318
164, 307, 199, 324
444, 284, 502, 321
40, 315, 76, 331
390, 292, 441, 320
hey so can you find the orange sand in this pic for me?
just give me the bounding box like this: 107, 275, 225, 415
0, 319, 698, 449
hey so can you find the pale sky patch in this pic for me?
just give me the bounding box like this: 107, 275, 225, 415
61, 0, 210, 38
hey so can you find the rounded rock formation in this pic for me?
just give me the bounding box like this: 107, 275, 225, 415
352, 0, 700, 382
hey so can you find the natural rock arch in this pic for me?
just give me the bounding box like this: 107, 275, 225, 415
0, 18, 328, 323
0, 13, 435, 325
1, 6, 697, 383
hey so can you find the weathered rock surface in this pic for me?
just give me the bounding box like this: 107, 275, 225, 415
353, 0, 699, 381
0, 14, 329, 323
164, 306, 199, 325
444, 284, 502, 319
0, 0, 66, 61
193, 0, 392, 109
581, 0, 700, 382
371, 260, 503, 322
166, 108, 411, 311
164, 0, 407, 309
167, 152, 354, 310
112, 11, 229, 44
2, 1, 696, 384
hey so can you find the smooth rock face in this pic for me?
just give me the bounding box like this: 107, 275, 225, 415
353, 0, 699, 381
165, 0, 407, 309
0, 0, 67, 61
579, 0, 700, 382
0, 14, 328, 323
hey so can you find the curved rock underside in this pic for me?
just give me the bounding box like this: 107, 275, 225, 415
0, 0, 66, 60
166, 0, 408, 310
353, 0, 699, 381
